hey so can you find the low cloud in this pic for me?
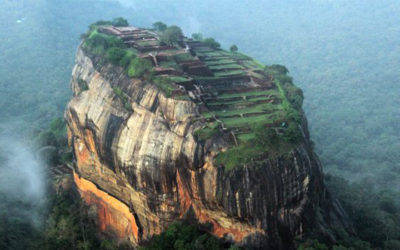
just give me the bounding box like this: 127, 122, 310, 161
0, 127, 48, 227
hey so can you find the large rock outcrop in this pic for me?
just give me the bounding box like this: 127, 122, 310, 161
65, 26, 345, 249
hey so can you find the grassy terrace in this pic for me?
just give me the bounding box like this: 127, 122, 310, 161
187, 38, 303, 171
159, 61, 180, 70
204, 59, 236, 66
206, 97, 274, 107
208, 64, 243, 70
204, 103, 282, 117
217, 89, 278, 98
222, 114, 273, 127
84, 21, 302, 171
214, 70, 247, 77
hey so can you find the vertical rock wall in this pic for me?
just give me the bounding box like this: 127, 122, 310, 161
65, 47, 333, 249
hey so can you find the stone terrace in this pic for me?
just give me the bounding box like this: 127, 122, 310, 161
98, 26, 284, 146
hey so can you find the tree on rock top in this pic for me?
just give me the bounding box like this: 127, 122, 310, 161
161, 26, 183, 46
265, 64, 289, 76
112, 17, 129, 27
230, 44, 238, 52
192, 33, 203, 41
153, 21, 167, 32
203, 37, 221, 49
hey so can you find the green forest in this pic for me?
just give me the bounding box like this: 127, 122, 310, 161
0, 0, 399, 249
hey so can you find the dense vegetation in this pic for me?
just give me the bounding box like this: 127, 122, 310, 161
82, 19, 153, 80
324, 175, 400, 249
296, 174, 400, 250
206, 63, 303, 171
0, 193, 42, 250
160, 25, 183, 46
139, 221, 240, 250
36, 118, 73, 166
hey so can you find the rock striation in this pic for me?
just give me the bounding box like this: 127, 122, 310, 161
65, 24, 346, 249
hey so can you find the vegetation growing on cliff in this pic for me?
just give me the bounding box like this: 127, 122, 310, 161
193, 123, 219, 142
82, 21, 155, 80
113, 87, 133, 111
83, 29, 125, 55
160, 26, 183, 46
152, 76, 178, 97
84, 30, 153, 79
204, 61, 303, 170
78, 79, 89, 92
36, 118, 73, 166
265, 65, 304, 110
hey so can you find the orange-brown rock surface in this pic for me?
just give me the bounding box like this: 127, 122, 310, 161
65, 45, 342, 249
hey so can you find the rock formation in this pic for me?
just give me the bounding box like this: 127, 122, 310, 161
65, 24, 346, 249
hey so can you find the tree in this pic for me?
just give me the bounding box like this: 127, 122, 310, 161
254, 125, 280, 149
112, 17, 129, 27
230, 44, 238, 52
89, 20, 112, 30
152, 21, 167, 32
282, 123, 302, 143
384, 240, 400, 250
106, 47, 126, 64
265, 64, 289, 75
94, 20, 112, 26
203, 37, 220, 49
127, 58, 153, 77
138, 221, 231, 250
119, 51, 136, 68
298, 240, 329, 250
191, 33, 203, 41
85, 31, 125, 54
160, 25, 183, 46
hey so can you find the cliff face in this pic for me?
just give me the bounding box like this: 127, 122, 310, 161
65, 26, 338, 249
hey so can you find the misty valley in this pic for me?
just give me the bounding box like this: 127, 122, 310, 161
0, 1, 399, 250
